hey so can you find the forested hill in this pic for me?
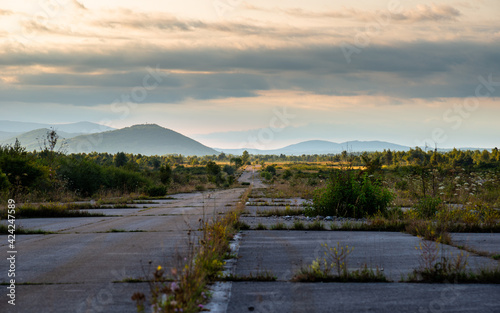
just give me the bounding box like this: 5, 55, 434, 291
65, 124, 218, 156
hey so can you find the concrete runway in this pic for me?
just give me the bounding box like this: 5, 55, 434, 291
3, 168, 499, 313
222, 230, 500, 313
0, 188, 246, 313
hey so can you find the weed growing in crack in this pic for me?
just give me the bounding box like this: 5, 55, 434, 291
219, 270, 277, 282
270, 222, 288, 230
291, 220, 305, 230
292, 242, 388, 282
255, 223, 268, 230
307, 220, 325, 230
133, 187, 253, 312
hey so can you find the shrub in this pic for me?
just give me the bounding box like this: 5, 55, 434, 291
222, 164, 235, 175
260, 171, 273, 181
0, 170, 10, 191
145, 185, 167, 197
264, 165, 276, 175
309, 170, 393, 218
0, 153, 45, 190
414, 196, 442, 218
58, 158, 104, 196
104, 166, 150, 193
282, 169, 292, 180
195, 185, 206, 191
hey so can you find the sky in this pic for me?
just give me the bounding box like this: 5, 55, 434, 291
1, 0, 499, 149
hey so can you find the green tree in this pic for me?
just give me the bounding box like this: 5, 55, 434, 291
217, 153, 226, 161
160, 164, 172, 185
0, 143, 44, 191
151, 158, 161, 170
491, 148, 499, 162
206, 161, 224, 186
206, 161, 221, 177
114, 152, 128, 167
231, 157, 243, 169
361, 154, 382, 174
384, 149, 393, 165
241, 150, 250, 165
223, 164, 235, 175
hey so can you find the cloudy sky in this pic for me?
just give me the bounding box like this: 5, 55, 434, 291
1, 0, 499, 149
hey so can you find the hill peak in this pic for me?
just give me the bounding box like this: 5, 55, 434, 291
128, 123, 163, 128
65, 124, 217, 156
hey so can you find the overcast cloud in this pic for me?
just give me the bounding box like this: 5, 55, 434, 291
1, 0, 499, 148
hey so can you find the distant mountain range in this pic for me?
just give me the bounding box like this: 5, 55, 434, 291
216, 140, 411, 155
1, 128, 82, 152
1, 124, 217, 156
0, 121, 489, 156
0, 120, 116, 134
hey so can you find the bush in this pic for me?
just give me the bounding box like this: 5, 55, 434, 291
145, 185, 167, 197
260, 172, 273, 181
58, 158, 104, 196
264, 165, 276, 175
58, 158, 151, 196
282, 169, 292, 180
195, 185, 206, 191
309, 170, 392, 218
222, 165, 235, 175
0, 170, 10, 191
414, 196, 442, 218
0, 154, 45, 190
104, 166, 150, 192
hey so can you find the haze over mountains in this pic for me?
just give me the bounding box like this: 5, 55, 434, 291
216, 140, 410, 155
0, 120, 115, 134
0, 122, 216, 156
0, 121, 487, 156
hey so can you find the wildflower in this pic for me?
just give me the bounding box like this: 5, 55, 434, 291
160, 294, 168, 307
157, 265, 162, 271
170, 282, 179, 291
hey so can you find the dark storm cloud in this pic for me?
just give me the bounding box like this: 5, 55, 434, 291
2, 41, 499, 105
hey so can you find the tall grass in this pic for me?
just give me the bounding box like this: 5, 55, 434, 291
134, 186, 252, 313
1, 203, 104, 218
